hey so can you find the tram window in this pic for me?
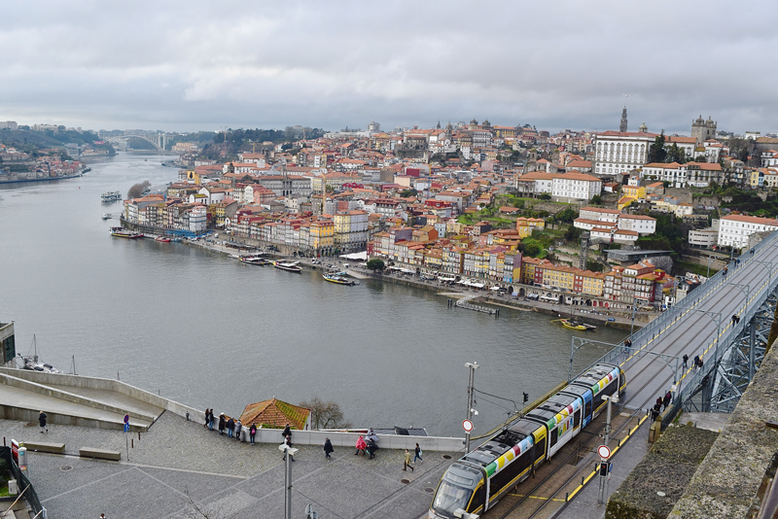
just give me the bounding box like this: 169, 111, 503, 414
534, 434, 546, 460
550, 428, 558, 448
469, 484, 485, 513
489, 452, 526, 496
574, 410, 581, 429
585, 399, 592, 418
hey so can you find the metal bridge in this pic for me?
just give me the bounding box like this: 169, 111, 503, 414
572, 230, 778, 427
107, 133, 169, 151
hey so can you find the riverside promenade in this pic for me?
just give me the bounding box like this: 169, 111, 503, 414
0, 368, 461, 518
5, 414, 458, 518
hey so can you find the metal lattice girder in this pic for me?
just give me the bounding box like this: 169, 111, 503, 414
709, 292, 775, 412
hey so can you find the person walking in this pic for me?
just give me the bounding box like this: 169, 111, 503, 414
403, 449, 414, 471
413, 443, 423, 463
208, 410, 214, 431
695, 356, 704, 370
324, 438, 334, 459
39, 411, 48, 433
655, 396, 663, 410
235, 420, 242, 441
204, 408, 210, 428
682, 354, 689, 370
218, 414, 226, 435
282, 423, 292, 442
226, 417, 235, 438
367, 439, 379, 459
249, 424, 257, 445
355, 435, 367, 456
693, 356, 700, 371
624, 338, 632, 354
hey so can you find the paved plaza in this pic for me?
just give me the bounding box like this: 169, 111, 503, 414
3, 412, 458, 518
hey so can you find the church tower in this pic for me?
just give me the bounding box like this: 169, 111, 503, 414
620, 107, 628, 133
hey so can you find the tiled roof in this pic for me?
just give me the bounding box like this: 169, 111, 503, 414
239, 397, 310, 430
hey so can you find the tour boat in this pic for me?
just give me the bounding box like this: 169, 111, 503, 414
323, 272, 357, 285
110, 227, 144, 239
101, 191, 122, 203
239, 255, 270, 266
101, 213, 112, 220
273, 261, 302, 273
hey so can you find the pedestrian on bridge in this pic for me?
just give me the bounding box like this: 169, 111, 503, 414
723, 266, 728, 277
695, 356, 704, 370
624, 338, 632, 354
662, 391, 672, 410
682, 354, 689, 370
656, 397, 663, 410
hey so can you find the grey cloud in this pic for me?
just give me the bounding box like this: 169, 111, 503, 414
1, 0, 777, 133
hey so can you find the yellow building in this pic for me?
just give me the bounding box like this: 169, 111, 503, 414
516, 217, 545, 239
311, 219, 334, 250
579, 271, 605, 297
622, 184, 646, 200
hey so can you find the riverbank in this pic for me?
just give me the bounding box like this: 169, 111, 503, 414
181, 234, 649, 330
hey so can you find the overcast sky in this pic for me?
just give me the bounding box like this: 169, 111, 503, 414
2, 0, 777, 135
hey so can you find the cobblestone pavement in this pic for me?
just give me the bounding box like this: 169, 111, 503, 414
3, 412, 456, 518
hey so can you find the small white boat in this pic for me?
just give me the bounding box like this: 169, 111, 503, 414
273, 261, 302, 273
19, 335, 60, 374
102, 213, 112, 220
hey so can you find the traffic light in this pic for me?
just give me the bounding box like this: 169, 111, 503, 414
599, 463, 608, 476
523, 392, 529, 403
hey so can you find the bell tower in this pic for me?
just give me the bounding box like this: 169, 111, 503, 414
619, 107, 628, 133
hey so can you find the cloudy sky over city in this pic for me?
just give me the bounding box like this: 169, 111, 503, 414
2, 0, 777, 135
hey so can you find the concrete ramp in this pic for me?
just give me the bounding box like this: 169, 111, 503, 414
0, 368, 191, 432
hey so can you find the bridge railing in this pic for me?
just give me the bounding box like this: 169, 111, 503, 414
585, 231, 778, 415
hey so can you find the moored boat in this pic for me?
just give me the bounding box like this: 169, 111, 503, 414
155, 236, 171, 243
240, 255, 270, 266
110, 226, 144, 239
19, 335, 60, 374
560, 319, 588, 331
273, 260, 302, 273
323, 272, 357, 285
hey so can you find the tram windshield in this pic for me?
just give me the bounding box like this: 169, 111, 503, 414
431, 481, 473, 518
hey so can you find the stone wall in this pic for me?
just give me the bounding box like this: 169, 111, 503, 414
667, 339, 778, 518
605, 425, 718, 519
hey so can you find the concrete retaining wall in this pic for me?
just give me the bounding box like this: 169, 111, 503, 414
230, 426, 466, 453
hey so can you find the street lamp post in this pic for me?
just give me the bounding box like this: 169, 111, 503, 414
706, 254, 715, 279
465, 362, 479, 452
278, 444, 299, 519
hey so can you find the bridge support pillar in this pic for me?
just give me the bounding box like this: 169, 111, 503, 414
749, 319, 757, 381
700, 373, 713, 412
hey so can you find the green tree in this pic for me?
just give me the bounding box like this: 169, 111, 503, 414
556, 207, 578, 223
539, 193, 551, 200
366, 258, 385, 271
590, 195, 602, 205
666, 143, 686, 163
648, 131, 667, 163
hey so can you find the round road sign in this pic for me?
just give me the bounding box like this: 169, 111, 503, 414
124, 414, 130, 424
462, 419, 474, 433
597, 445, 611, 459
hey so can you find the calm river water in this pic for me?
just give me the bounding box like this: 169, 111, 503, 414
0, 153, 627, 437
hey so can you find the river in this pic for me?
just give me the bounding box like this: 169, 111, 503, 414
0, 153, 627, 437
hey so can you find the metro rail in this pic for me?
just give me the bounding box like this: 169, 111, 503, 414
428, 363, 627, 518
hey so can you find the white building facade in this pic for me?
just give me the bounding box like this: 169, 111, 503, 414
718, 215, 778, 248
593, 131, 656, 176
